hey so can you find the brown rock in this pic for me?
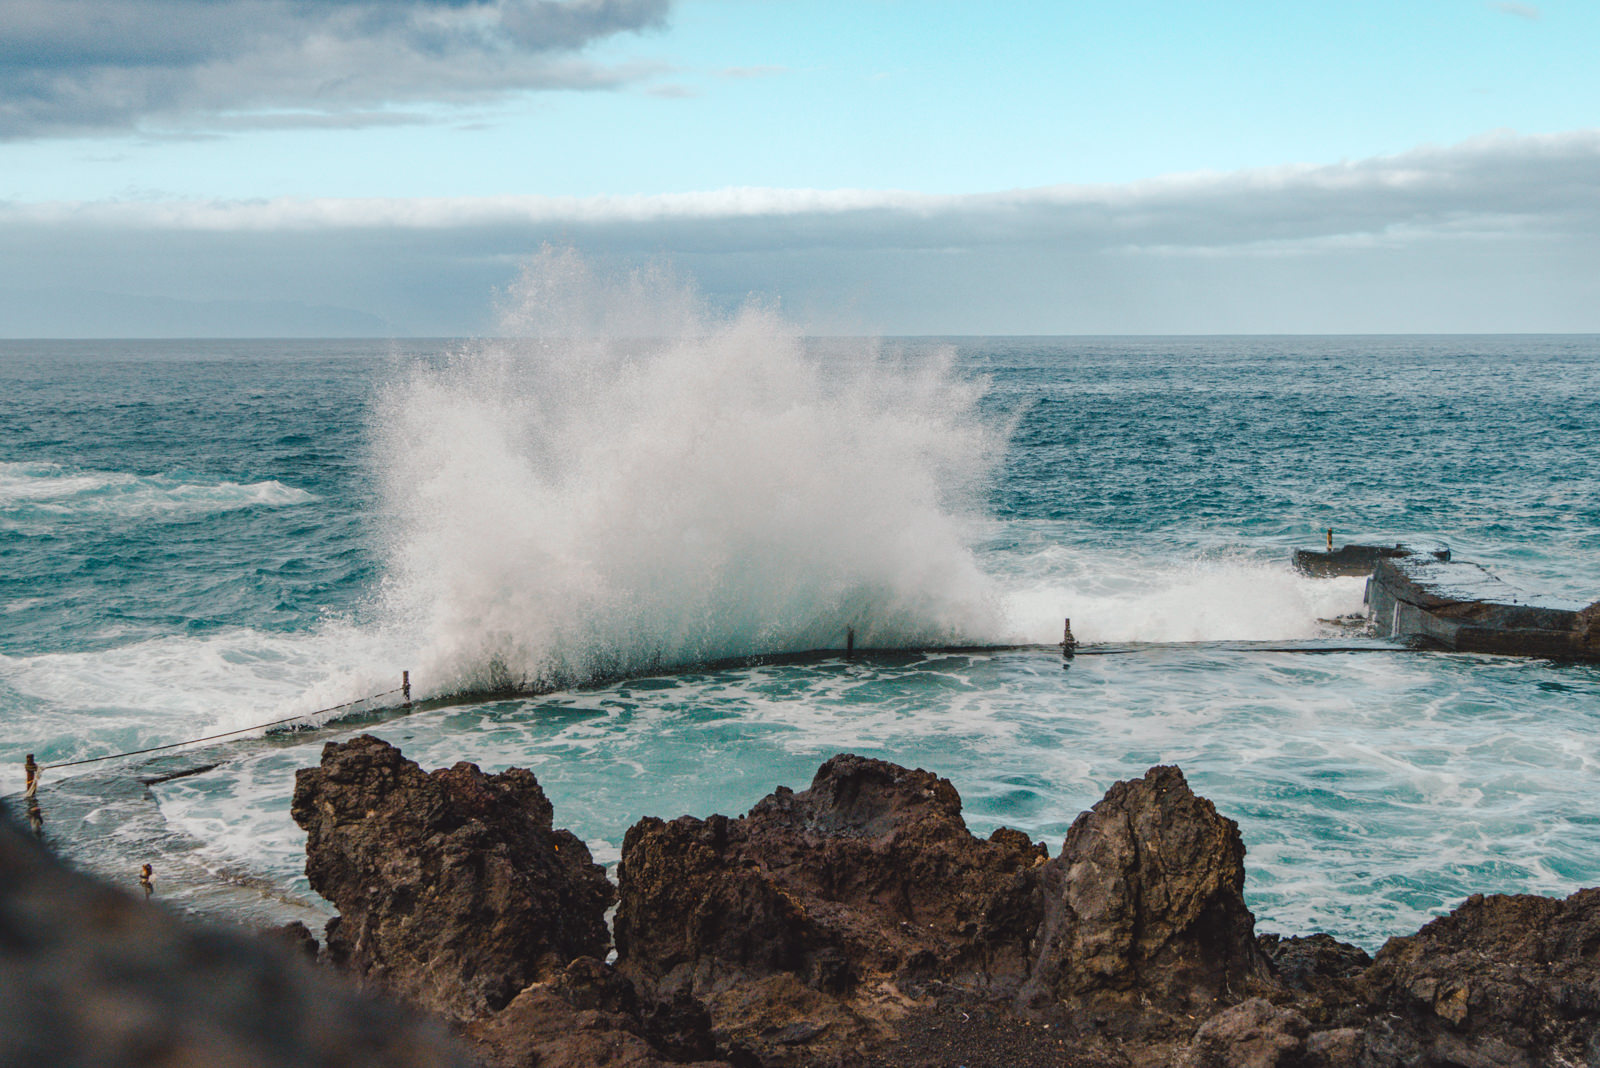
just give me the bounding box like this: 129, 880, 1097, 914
1259, 933, 1371, 1027
290, 734, 614, 1020
1303, 1027, 1365, 1068
616, 754, 1045, 993
1018, 765, 1273, 1033
0, 810, 470, 1068
1358, 889, 1600, 1065
1179, 998, 1310, 1068
467, 958, 733, 1068
1260, 933, 1371, 991
614, 753, 1048, 1063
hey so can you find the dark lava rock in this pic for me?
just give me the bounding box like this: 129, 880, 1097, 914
291, 734, 614, 1020
1261, 933, 1373, 991
1356, 889, 1600, 1067
616, 754, 1046, 994
0, 808, 470, 1068
278, 742, 1600, 1068
1179, 997, 1312, 1068
1018, 765, 1274, 1034
614, 753, 1049, 1063
862, 993, 1090, 1068
1259, 932, 1372, 1027
467, 958, 733, 1068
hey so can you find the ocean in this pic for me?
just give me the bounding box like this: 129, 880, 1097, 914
4, 285, 1599, 949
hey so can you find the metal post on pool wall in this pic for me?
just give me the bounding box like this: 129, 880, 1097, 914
403, 671, 411, 704
1062, 618, 1078, 658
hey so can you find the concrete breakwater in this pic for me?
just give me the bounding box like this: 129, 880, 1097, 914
1298, 541, 1600, 662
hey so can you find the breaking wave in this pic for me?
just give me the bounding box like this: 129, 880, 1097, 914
370, 249, 1011, 697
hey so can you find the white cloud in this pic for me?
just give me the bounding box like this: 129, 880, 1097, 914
11, 129, 1597, 252
3, 130, 1598, 334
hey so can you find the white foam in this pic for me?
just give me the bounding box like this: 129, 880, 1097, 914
0, 623, 405, 769
0, 461, 315, 524
996, 548, 1368, 644
149, 646, 1600, 948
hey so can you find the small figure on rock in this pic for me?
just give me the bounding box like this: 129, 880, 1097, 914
139, 863, 154, 899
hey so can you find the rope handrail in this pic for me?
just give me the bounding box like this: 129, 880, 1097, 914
36, 680, 410, 773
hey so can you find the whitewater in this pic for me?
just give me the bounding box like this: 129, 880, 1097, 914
3, 255, 1599, 948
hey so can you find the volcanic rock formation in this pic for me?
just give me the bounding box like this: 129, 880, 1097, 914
614, 753, 1051, 1063
1017, 763, 1275, 1033
286, 737, 1600, 1068
290, 734, 614, 1020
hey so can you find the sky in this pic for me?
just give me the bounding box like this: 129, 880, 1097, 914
1, 0, 1597, 336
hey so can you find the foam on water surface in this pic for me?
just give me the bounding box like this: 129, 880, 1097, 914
0, 623, 403, 769
153, 647, 1600, 949
0, 461, 314, 529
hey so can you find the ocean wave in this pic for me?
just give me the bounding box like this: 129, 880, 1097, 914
0, 461, 315, 523
369, 248, 1011, 697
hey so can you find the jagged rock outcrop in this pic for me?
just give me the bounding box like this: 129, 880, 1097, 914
615, 753, 1049, 1062
616, 753, 1047, 993
0, 808, 470, 1068
1017, 764, 1274, 1033
282, 743, 1600, 1068
291, 734, 614, 1020
1259, 932, 1373, 1029
1355, 889, 1600, 1067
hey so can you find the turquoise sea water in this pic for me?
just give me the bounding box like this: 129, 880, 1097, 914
3, 330, 1599, 948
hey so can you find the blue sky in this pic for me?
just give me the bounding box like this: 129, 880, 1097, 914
1, 0, 1597, 335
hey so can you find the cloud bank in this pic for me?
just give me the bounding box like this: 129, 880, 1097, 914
0, 0, 670, 138
2, 130, 1597, 335
13, 128, 1596, 248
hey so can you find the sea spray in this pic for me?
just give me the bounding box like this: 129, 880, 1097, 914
993, 545, 1367, 643
371, 250, 1010, 697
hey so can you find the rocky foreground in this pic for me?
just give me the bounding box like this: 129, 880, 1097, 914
0, 785, 470, 1068
7, 738, 1599, 1067
281, 736, 1600, 1067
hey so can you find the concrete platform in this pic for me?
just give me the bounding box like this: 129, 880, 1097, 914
1293, 541, 1450, 577
1364, 554, 1599, 661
